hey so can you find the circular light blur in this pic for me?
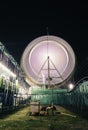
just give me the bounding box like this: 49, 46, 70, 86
29, 40, 68, 76
21, 35, 76, 86
68, 83, 75, 90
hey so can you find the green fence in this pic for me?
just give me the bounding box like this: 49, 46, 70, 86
30, 80, 88, 111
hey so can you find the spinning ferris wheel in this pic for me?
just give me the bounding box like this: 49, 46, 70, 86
21, 35, 76, 88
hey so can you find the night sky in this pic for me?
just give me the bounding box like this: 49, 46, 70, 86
0, 1, 88, 65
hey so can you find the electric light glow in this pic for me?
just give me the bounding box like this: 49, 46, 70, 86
68, 83, 75, 90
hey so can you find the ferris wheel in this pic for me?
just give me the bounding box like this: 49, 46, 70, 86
21, 35, 76, 88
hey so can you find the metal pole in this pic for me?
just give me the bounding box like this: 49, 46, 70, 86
47, 56, 50, 88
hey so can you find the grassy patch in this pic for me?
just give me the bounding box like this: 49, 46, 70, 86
0, 106, 88, 130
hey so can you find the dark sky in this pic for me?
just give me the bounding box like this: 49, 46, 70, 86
0, 1, 88, 65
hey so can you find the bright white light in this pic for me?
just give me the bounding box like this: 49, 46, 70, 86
16, 79, 18, 86
19, 88, 28, 99
68, 83, 74, 90
0, 62, 16, 77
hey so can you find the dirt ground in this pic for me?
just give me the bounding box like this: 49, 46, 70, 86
0, 106, 88, 130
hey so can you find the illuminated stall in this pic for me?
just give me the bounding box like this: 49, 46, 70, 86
0, 42, 30, 112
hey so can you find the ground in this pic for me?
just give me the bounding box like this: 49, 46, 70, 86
0, 106, 88, 130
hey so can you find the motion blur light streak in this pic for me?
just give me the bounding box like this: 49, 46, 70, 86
0, 62, 16, 77
21, 35, 76, 87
